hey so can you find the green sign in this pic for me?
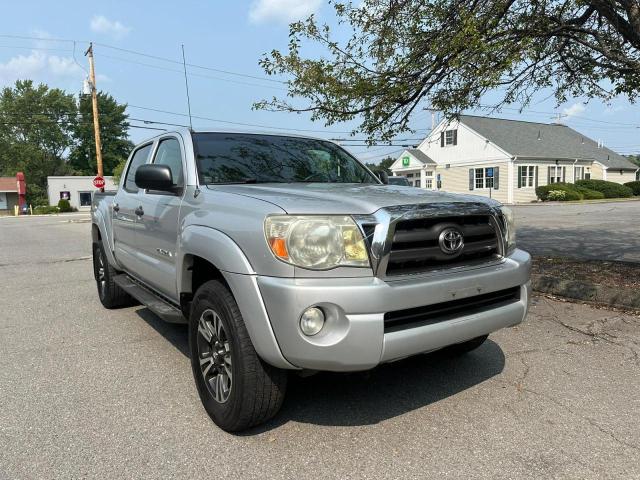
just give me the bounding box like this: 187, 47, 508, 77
402, 156, 410, 166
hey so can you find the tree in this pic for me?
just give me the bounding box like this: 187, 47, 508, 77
69, 92, 133, 176
626, 154, 640, 166
365, 156, 394, 173
257, 1, 640, 141
0, 80, 77, 204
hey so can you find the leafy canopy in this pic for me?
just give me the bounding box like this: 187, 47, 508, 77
257, 0, 640, 141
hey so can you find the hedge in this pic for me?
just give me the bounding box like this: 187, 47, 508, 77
575, 186, 605, 200
623, 181, 640, 196
34, 205, 60, 215
535, 183, 582, 201
57, 198, 72, 212
574, 179, 633, 198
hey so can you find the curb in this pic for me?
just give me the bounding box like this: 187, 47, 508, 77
532, 274, 640, 310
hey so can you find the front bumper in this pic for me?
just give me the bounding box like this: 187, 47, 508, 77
254, 249, 531, 371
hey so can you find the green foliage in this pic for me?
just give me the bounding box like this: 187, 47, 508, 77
68, 92, 133, 176
0, 80, 77, 205
57, 198, 72, 212
575, 186, 605, 200
536, 183, 582, 201
33, 205, 60, 215
0, 80, 132, 205
623, 181, 640, 195
257, 1, 640, 141
112, 158, 127, 184
625, 155, 640, 167
547, 190, 567, 201
364, 156, 394, 174
575, 179, 633, 198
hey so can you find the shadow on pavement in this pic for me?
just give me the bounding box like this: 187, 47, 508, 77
517, 226, 640, 263
137, 307, 505, 431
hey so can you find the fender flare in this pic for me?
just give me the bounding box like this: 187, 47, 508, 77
92, 210, 119, 269
178, 225, 296, 370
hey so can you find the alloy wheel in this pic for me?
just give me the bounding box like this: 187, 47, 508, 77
197, 308, 233, 403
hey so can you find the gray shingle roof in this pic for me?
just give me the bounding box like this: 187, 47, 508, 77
406, 148, 436, 164
460, 115, 638, 170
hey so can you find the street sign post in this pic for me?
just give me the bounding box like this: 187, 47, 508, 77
93, 176, 105, 189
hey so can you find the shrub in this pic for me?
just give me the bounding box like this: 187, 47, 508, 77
57, 198, 72, 212
546, 190, 566, 201
536, 183, 582, 201
34, 205, 60, 215
575, 186, 605, 200
623, 181, 640, 196
574, 179, 633, 198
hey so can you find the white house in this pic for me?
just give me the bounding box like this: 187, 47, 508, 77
390, 115, 639, 203
47, 176, 118, 210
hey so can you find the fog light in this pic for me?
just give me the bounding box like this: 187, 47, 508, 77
300, 307, 325, 336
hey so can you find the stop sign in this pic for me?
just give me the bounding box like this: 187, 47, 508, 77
93, 176, 105, 189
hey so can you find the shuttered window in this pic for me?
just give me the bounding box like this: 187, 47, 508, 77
548, 165, 565, 183
441, 129, 458, 147
518, 166, 536, 188
469, 167, 499, 190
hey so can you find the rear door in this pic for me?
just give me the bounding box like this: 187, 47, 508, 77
112, 143, 153, 274
134, 136, 186, 300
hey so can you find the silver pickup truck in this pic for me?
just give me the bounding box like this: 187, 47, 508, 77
91, 129, 531, 431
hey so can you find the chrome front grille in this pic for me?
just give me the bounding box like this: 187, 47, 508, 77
385, 215, 500, 276
355, 203, 506, 278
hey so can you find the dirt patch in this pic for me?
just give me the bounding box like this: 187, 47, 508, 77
532, 256, 640, 289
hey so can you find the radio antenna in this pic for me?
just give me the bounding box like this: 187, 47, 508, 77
181, 44, 193, 130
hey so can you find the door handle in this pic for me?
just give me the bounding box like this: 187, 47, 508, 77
134, 206, 144, 217
112, 203, 120, 212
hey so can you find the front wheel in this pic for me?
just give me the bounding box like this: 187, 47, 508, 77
189, 280, 287, 432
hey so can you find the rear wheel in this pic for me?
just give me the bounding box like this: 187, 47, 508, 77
444, 335, 489, 355
189, 280, 287, 432
92, 242, 131, 309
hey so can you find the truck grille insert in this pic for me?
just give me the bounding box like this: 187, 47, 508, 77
383, 286, 521, 333
385, 215, 499, 276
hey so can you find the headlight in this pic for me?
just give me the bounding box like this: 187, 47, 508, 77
264, 215, 370, 270
500, 206, 516, 255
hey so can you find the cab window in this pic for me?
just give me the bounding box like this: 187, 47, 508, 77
153, 138, 184, 187
124, 143, 153, 193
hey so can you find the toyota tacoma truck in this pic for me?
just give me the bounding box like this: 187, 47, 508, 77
91, 129, 531, 431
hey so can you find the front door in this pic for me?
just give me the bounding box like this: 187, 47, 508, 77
112, 143, 153, 274
134, 136, 185, 301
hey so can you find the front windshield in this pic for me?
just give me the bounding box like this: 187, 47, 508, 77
192, 132, 379, 184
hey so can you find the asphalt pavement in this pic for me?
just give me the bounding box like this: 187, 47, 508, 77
1, 214, 639, 479
513, 200, 640, 263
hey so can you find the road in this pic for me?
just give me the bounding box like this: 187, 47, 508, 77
1, 214, 639, 479
513, 200, 640, 263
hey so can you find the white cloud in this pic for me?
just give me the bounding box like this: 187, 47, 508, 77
90, 15, 131, 39
562, 102, 586, 119
0, 50, 84, 87
249, 0, 322, 24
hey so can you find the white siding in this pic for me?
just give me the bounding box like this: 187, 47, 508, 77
439, 162, 509, 204
418, 119, 511, 166
47, 176, 118, 210
607, 170, 638, 184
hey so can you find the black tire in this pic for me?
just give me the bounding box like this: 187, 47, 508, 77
189, 280, 287, 432
444, 335, 489, 356
92, 242, 132, 309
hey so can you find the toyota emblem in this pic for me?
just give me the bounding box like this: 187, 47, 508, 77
438, 227, 464, 255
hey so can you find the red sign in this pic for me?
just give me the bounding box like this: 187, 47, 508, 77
93, 176, 105, 189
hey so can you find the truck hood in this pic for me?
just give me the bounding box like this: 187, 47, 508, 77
211, 183, 500, 215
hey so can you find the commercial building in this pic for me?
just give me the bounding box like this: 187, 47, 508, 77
47, 176, 118, 210
390, 115, 639, 203
0, 173, 26, 214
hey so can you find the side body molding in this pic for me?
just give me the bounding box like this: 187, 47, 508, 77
178, 224, 296, 370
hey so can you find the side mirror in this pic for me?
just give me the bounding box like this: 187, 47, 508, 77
377, 170, 389, 184
135, 164, 175, 192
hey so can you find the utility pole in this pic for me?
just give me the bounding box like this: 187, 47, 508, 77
85, 43, 104, 191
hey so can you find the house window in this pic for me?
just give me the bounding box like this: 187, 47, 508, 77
474, 167, 494, 189
424, 170, 434, 189
79, 191, 92, 207
518, 166, 535, 188
574, 166, 584, 182
441, 129, 458, 147
548, 165, 565, 183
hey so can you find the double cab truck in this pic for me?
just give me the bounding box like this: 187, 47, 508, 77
91, 129, 531, 431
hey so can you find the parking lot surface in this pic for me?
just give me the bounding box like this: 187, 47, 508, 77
513, 200, 640, 263
1, 214, 639, 479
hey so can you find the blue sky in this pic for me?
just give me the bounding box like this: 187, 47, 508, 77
0, 0, 638, 163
